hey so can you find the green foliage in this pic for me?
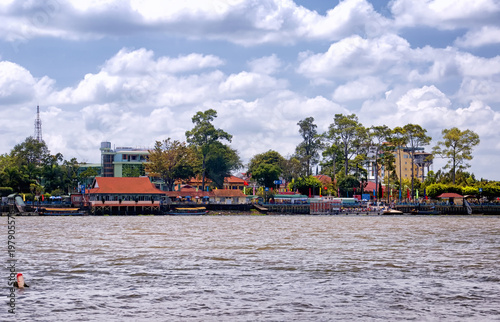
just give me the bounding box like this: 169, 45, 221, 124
185, 109, 232, 190
0, 187, 14, 196
476, 183, 500, 201
290, 176, 322, 196
320, 144, 344, 181
205, 142, 242, 189
79, 167, 99, 185
425, 183, 449, 198
433, 127, 480, 184
295, 117, 322, 176
325, 114, 366, 176
337, 175, 360, 197
122, 164, 145, 177
461, 186, 479, 196
281, 156, 302, 183
145, 138, 197, 191
247, 150, 285, 187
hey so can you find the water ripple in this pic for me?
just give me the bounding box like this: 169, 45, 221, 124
2, 215, 499, 321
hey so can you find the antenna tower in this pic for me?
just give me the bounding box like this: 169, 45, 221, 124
34, 105, 42, 142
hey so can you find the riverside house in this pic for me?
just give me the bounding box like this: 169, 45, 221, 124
88, 177, 166, 215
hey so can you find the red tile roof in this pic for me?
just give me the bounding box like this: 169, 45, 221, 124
437, 192, 463, 198
224, 175, 247, 184
314, 175, 332, 184
88, 177, 165, 195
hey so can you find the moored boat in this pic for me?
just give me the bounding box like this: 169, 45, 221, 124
39, 207, 86, 216
168, 207, 208, 216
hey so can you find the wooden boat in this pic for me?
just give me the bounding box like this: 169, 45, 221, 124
168, 207, 208, 216
39, 207, 86, 216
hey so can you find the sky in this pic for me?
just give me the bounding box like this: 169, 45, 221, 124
0, 0, 499, 180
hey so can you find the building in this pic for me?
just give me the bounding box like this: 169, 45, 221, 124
394, 149, 433, 182
100, 141, 149, 177
87, 177, 166, 215
176, 175, 249, 191
365, 146, 433, 184
211, 189, 247, 204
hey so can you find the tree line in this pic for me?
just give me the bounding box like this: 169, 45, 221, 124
1, 110, 499, 201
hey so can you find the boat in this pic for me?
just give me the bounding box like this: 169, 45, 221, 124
39, 207, 86, 216
168, 207, 208, 216
382, 209, 404, 215
410, 209, 441, 215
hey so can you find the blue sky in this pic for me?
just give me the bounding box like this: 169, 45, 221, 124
1, 0, 499, 180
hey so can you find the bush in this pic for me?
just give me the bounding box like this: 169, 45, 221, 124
0, 187, 14, 197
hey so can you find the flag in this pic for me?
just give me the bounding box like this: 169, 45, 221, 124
407, 188, 410, 199
309, 188, 311, 198
243, 187, 246, 194
416, 189, 419, 199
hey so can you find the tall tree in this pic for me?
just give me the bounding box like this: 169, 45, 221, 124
368, 125, 393, 200
325, 114, 366, 177
432, 127, 480, 184
145, 139, 197, 191
295, 117, 322, 176
205, 142, 242, 189
281, 156, 302, 184
320, 142, 343, 191
247, 150, 285, 188
10, 136, 52, 187
185, 109, 232, 191
394, 124, 431, 199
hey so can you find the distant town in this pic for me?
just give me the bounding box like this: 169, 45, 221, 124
1, 107, 499, 215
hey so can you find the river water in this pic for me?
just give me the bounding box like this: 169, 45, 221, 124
3, 215, 500, 321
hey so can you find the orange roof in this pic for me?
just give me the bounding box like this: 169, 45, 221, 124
314, 175, 332, 185
88, 177, 165, 195
224, 175, 247, 184
437, 192, 463, 198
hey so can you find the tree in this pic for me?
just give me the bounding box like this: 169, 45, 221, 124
186, 109, 232, 191
290, 176, 322, 196
205, 142, 242, 189
394, 124, 431, 200
368, 125, 393, 201
247, 150, 285, 188
281, 156, 303, 184
325, 114, 366, 177
9, 137, 52, 190
122, 164, 145, 177
11, 136, 51, 166
145, 139, 197, 191
432, 127, 480, 184
79, 167, 98, 186
295, 117, 322, 176
320, 144, 343, 191
337, 175, 360, 198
